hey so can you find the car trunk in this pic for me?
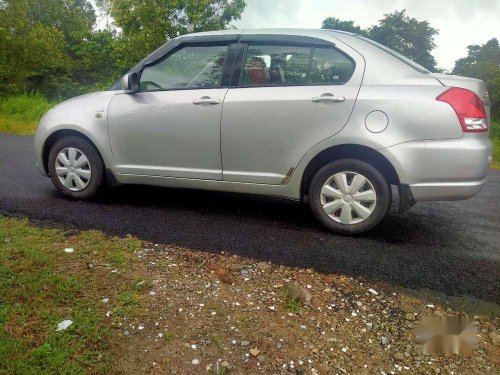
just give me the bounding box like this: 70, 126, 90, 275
430, 73, 491, 122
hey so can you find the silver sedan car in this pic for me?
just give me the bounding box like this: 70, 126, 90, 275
34, 29, 493, 234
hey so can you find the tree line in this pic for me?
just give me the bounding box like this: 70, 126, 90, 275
0, 0, 246, 99
0, 1, 498, 119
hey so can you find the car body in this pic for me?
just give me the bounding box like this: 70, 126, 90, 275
34, 28, 493, 234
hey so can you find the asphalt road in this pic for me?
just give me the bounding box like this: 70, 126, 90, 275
1, 133, 499, 303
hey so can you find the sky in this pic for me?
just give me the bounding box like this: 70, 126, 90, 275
233, 0, 500, 70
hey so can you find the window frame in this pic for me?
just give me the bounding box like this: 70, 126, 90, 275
231, 41, 356, 89
137, 42, 233, 93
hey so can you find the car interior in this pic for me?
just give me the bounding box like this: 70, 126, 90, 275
242, 48, 349, 86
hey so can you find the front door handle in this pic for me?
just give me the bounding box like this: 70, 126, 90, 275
193, 96, 220, 105
312, 94, 345, 103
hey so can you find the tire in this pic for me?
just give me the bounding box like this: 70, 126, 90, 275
309, 159, 391, 235
47, 136, 104, 200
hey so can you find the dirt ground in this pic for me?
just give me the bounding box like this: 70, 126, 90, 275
108, 243, 499, 375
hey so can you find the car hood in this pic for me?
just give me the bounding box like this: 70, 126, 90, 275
51, 91, 116, 111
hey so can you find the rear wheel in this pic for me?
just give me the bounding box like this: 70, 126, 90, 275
309, 159, 391, 234
48, 136, 104, 200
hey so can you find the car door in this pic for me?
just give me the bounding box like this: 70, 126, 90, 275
220, 37, 364, 184
108, 43, 230, 180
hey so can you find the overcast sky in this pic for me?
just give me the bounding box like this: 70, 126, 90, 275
233, 0, 500, 70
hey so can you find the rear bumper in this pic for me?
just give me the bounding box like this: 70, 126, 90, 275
408, 178, 487, 201
380, 135, 492, 202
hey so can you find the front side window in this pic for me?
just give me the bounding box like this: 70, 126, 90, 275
242, 45, 311, 86
139, 45, 228, 90
309, 48, 355, 84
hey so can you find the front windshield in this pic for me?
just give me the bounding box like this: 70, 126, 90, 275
357, 36, 431, 74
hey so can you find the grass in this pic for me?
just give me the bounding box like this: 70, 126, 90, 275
211, 334, 225, 353
208, 366, 230, 375
0, 95, 57, 135
162, 331, 176, 343
0, 216, 144, 374
0, 118, 39, 135
491, 138, 500, 169
284, 288, 304, 314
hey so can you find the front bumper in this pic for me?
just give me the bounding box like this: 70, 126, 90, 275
380, 135, 492, 202
33, 123, 48, 177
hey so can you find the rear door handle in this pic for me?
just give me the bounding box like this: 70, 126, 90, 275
312, 95, 345, 103
193, 96, 220, 105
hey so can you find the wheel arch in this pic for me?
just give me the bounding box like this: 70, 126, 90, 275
42, 129, 106, 176
300, 143, 400, 199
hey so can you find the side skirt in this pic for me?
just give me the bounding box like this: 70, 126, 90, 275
115, 173, 300, 201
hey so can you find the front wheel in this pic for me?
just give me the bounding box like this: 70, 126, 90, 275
309, 159, 391, 235
47, 136, 104, 200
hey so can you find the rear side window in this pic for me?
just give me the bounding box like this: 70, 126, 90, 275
242, 45, 311, 86
309, 48, 355, 85
240, 44, 354, 87
139, 45, 228, 90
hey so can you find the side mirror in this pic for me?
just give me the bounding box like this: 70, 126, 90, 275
119, 72, 140, 91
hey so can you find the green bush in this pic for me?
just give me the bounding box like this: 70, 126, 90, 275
0, 94, 57, 122
490, 118, 500, 139
492, 138, 500, 169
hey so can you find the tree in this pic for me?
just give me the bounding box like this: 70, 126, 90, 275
453, 38, 500, 122
108, 0, 246, 70
0, 0, 247, 98
0, 1, 72, 97
368, 10, 437, 71
321, 17, 365, 35
321, 10, 438, 71
11, 0, 95, 47
72, 30, 119, 90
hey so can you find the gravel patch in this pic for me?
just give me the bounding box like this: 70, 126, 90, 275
113, 243, 499, 374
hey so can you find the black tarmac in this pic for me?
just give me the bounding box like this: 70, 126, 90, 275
1, 133, 499, 303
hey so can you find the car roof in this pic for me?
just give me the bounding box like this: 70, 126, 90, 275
180, 28, 356, 39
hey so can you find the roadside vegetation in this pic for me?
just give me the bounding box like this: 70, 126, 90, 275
1, 215, 499, 374
0, 215, 144, 374
0, 95, 57, 135
493, 138, 500, 169
491, 117, 500, 168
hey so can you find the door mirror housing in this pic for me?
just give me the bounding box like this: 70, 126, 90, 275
119, 72, 140, 91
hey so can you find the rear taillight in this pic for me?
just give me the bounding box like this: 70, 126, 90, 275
437, 87, 488, 132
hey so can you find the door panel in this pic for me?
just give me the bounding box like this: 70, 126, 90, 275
108, 88, 227, 180
221, 42, 364, 185
107, 43, 230, 180
221, 85, 359, 184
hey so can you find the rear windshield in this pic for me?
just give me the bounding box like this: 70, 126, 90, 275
357, 36, 430, 74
